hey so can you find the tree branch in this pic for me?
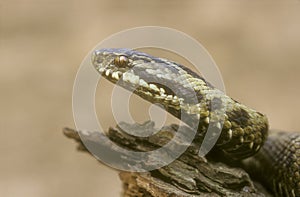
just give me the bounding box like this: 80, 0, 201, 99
63, 122, 271, 196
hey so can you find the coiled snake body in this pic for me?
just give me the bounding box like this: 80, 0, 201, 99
92, 48, 300, 196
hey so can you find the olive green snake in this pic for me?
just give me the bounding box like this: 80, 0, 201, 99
92, 48, 300, 196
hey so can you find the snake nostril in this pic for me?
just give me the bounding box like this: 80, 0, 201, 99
92, 50, 109, 65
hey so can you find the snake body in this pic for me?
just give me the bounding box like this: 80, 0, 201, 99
244, 131, 300, 196
92, 48, 299, 196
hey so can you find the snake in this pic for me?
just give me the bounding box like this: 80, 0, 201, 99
92, 48, 300, 196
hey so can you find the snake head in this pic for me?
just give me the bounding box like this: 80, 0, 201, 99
91, 48, 207, 106
92, 48, 158, 84
91, 48, 201, 93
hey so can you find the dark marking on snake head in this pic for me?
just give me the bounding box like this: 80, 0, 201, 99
228, 108, 250, 126
210, 97, 223, 110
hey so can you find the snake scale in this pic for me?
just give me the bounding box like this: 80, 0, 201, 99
92, 48, 300, 196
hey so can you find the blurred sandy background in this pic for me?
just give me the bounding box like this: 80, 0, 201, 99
1, 1, 300, 196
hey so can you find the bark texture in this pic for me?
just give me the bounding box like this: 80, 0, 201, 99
63, 121, 271, 196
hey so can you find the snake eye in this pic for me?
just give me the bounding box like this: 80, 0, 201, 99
114, 55, 129, 67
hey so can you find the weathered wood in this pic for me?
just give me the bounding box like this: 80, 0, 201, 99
63, 122, 271, 196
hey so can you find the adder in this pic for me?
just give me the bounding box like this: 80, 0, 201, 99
92, 48, 300, 197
